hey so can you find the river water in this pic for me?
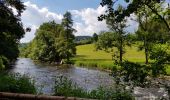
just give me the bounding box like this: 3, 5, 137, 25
8, 58, 114, 94
7, 58, 169, 99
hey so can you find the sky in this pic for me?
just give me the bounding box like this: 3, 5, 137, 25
20, 0, 138, 43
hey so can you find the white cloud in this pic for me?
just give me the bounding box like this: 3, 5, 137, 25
20, 25, 38, 43
125, 14, 139, 33
20, 1, 138, 43
71, 6, 108, 36
20, 1, 63, 43
20, 2, 109, 42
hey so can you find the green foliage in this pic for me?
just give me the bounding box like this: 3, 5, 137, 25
97, 5, 130, 63
0, 56, 9, 70
99, 0, 170, 32
92, 33, 98, 42
0, 73, 36, 94
19, 43, 29, 57
0, 0, 25, 69
75, 60, 114, 70
61, 12, 76, 62
55, 38, 76, 62
74, 43, 147, 70
96, 30, 131, 63
75, 38, 92, 45
119, 61, 149, 87
112, 43, 170, 87
54, 76, 88, 98
0, 56, 5, 70
96, 32, 115, 51
150, 44, 170, 77
21, 19, 76, 63
89, 87, 134, 100
135, 4, 170, 64
146, 19, 169, 44
54, 76, 134, 100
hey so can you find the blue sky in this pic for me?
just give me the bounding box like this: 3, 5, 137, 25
22, 0, 128, 14
20, 0, 137, 43
23, 0, 101, 14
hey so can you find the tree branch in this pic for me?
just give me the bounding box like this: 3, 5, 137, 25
146, 4, 170, 32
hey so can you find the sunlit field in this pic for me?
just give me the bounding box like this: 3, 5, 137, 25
74, 44, 170, 75
74, 44, 145, 69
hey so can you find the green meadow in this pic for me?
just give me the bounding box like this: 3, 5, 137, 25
74, 44, 170, 75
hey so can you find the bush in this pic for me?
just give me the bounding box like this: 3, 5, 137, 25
0, 73, 36, 94
0, 56, 9, 70
75, 60, 114, 70
54, 76, 134, 100
120, 61, 149, 87
89, 86, 134, 100
54, 76, 88, 98
75, 39, 92, 46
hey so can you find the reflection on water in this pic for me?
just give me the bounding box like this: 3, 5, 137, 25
8, 58, 114, 94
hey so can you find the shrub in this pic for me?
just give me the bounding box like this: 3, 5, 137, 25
0, 56, 9, 70
89, 86, 134, 100
54, 76, 88, 98
54, 76, 134, 100
0, 73, 36, 94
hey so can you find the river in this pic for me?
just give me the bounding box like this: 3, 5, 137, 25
8, 58, 114, 94
7, 58, 169, 99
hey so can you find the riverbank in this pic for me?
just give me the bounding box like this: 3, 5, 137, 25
8, 58, 115, 94
74, 44, 170, 75
5, 58, 170, 99
74, 44, 145, 70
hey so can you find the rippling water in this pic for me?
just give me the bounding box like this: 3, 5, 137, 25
7, 58, 169, 99
8, 58, 114, 94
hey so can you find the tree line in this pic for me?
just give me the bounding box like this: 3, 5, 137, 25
95, 0, 170, 91
20, 12, 76, 64
0, 0, 26, 69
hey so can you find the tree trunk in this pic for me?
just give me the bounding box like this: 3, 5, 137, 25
66, 26, 69, 63
145, 47, 149, 64
120, 48, 122, 63
67, 51, 69, 63
119, 37, 123, 63
144, 37, 148, 64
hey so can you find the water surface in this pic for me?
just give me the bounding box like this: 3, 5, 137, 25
8, 58, 114, 94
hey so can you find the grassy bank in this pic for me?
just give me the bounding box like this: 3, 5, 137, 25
74, 44, 145, 69
54, 76, 134, 99
74, 44, 170, 75
73, 44, 113, 70
0, 73, 36, 94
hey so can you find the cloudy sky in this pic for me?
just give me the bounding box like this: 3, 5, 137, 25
20, 0, 138, 43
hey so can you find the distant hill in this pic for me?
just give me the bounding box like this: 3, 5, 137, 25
75, 36, 92, 42
19, 43, 28, 48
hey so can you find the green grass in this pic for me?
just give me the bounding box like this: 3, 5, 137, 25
73, 44, 146, 70
74, 44, 170, 74
54, 76, 134, 99
75, 44, 112, 60
166, 66, 170, 75
0, 73, 36, 94
74, 44, 113, 70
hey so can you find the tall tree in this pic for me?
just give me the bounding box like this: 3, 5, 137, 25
99, 0, 170, 32
21, 21, 76, 64
25, 22, 64, 62
136, 4, 169, 64
135, 5, 153, 64
61, 12, 76, 62
0, 0, 25, 69
92, 33, 98, 42
97, 6, 128, 63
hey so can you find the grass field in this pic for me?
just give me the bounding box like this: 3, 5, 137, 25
73, 44, 170, 74
73, 44, 145, 70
